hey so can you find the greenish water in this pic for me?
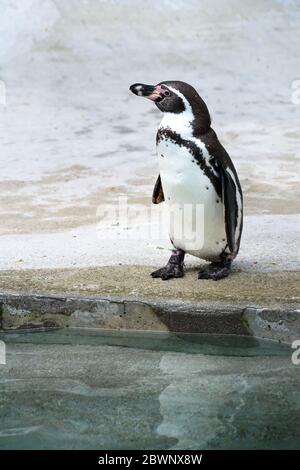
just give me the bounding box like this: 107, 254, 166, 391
0, 329, 299, 450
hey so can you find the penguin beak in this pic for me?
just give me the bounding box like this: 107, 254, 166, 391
129, 83, 163, 101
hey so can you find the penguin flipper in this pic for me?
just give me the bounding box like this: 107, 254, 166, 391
201, 128, 242, 255
220, 167, 237, 253
152, 174, 165, 204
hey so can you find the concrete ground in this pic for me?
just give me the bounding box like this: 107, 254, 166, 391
0, 213, 299, 309
0, 1, 299, 320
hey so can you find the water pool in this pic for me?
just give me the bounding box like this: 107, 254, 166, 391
0, 329, 299, 450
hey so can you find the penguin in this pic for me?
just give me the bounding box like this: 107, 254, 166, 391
129, 81, 243, 280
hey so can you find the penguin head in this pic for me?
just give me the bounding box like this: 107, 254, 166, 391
130, 81, 187, 114
130, 81, 211, 133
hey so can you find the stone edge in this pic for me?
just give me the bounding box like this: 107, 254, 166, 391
0, 292, 299, 344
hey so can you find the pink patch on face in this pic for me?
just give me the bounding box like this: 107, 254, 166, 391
147, 94, 159, 101
147, 85, 169, 101
155, 85, 166, 95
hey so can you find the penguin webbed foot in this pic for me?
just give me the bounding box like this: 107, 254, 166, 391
198, 259, 232, 281
151, 250, 185, 280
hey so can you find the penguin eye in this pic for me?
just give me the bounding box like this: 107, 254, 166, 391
164, 90, 170, 97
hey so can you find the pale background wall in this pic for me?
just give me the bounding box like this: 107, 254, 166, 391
0, 0, 299, 269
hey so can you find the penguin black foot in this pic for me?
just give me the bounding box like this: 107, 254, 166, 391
151, 250, 185, 280
198, 259, 232, 281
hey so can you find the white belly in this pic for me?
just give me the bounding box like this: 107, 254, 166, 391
157, 139, 227, 261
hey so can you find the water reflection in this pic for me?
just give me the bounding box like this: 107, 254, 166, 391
0, 330, 298, 450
